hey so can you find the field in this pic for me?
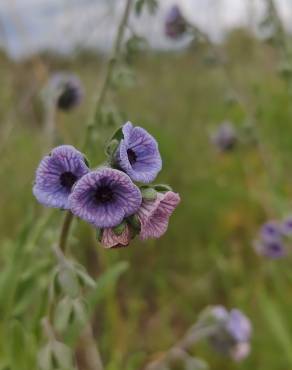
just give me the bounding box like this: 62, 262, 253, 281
1, 29, 292, 369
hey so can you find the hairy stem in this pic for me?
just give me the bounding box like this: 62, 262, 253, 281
82, 0, 134, 150
144, 324, 217, 370
59, 211, 74, 253
53, 2, 134, 370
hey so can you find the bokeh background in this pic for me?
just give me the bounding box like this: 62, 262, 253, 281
1, 0, 292, 369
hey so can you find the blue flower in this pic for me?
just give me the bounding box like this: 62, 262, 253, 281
115, 122, 162, 183
165, 5, 187, 39
33, 145, 89, 210
69, 168, 142, 228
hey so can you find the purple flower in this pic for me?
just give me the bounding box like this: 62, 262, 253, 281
47, 72, 84, 111
227, 309, 252, 343
208, 307, 252, 362
260, 221, 282, 242
116, 122, 162, 184
211, 122, 237, 152
165, 5, 187, 39
33, 145, 89, 209
69, 168, 142, 228
281, 217, 292, 236
101, 224, 131, 249
137, 191, 180, 240
254, 239, 286, 259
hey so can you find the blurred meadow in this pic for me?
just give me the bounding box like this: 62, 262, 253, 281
1, 1, 292, 369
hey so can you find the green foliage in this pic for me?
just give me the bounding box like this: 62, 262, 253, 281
1, 29, 292, 370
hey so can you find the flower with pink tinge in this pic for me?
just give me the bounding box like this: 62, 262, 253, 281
101, 224, 131, 249
231, 342, 251, 362
137, 191, 180, 240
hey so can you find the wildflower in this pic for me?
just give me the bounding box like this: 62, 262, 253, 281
211, 121, 237, 152
254, 239, 286, 259
137, 191, 180, 240
69, 168, 142, 228
281, 216, 292, 236
254, 220, 286, 259
207, 306, 252, 362
165, 5, 187, 39
33, 145, 89, 209
260, 221, 282, 242
47, 72, 84, 111
115, 122, 162, 183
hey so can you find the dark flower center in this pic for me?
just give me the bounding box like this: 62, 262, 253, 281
57, 84, 79, 110
60, 171, 77, 190
95, 186, 114, 203
127, 149, 137, 165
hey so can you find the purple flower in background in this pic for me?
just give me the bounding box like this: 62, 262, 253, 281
254, 239, 286, 259
254, 220, 287, 259
33, 145, 89, 209
227, 309, 252, 343
47, 72, 84, 111
211, 121, 237, 152
69, 168, 142, 228
101, 224, 131, 249
116, 122, 162, 184
281, 216, 292, 236
137, 191, 180, 240
260, 221, 282, 242
207, 307, 252, 362
165, 5, 187, 39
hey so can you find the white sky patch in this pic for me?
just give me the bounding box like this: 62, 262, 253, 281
0, 0, 291, 59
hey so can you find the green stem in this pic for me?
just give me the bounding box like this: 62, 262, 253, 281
82, 0, 134, 150
59, 211, 74, 253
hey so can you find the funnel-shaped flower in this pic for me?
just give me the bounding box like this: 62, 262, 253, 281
69, 168, 142, 228
33, 145, 89, 209
116, 122, 162, 184
137, 191, 180, 240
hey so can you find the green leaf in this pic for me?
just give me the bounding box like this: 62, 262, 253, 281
113, 220, 127, 236
259, 292, 292, 365
54, 297, 74, 334
65, 261, 129, 345
105, 139, 119, 157
127, 215, 141, 231
154, 184, 173, 192
57, 269, 80, 299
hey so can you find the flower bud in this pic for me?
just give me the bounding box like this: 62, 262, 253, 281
141, 187, 157, 201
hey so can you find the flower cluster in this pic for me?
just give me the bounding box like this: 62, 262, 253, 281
200, 305, 252, 362
254, 218, 292, 259
165, 5, 187, 39
33, 122, 180, 248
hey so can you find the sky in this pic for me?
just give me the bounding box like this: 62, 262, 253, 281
0, 0, 291, 59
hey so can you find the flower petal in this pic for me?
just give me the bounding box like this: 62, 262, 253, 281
69, 168, 142, 228
33, 145, 89, 209
138, 191, 180, 240
101, 224, 131, 248
117, 122, 162, 183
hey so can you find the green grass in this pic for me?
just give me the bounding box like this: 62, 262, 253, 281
1, 31, 292, 369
